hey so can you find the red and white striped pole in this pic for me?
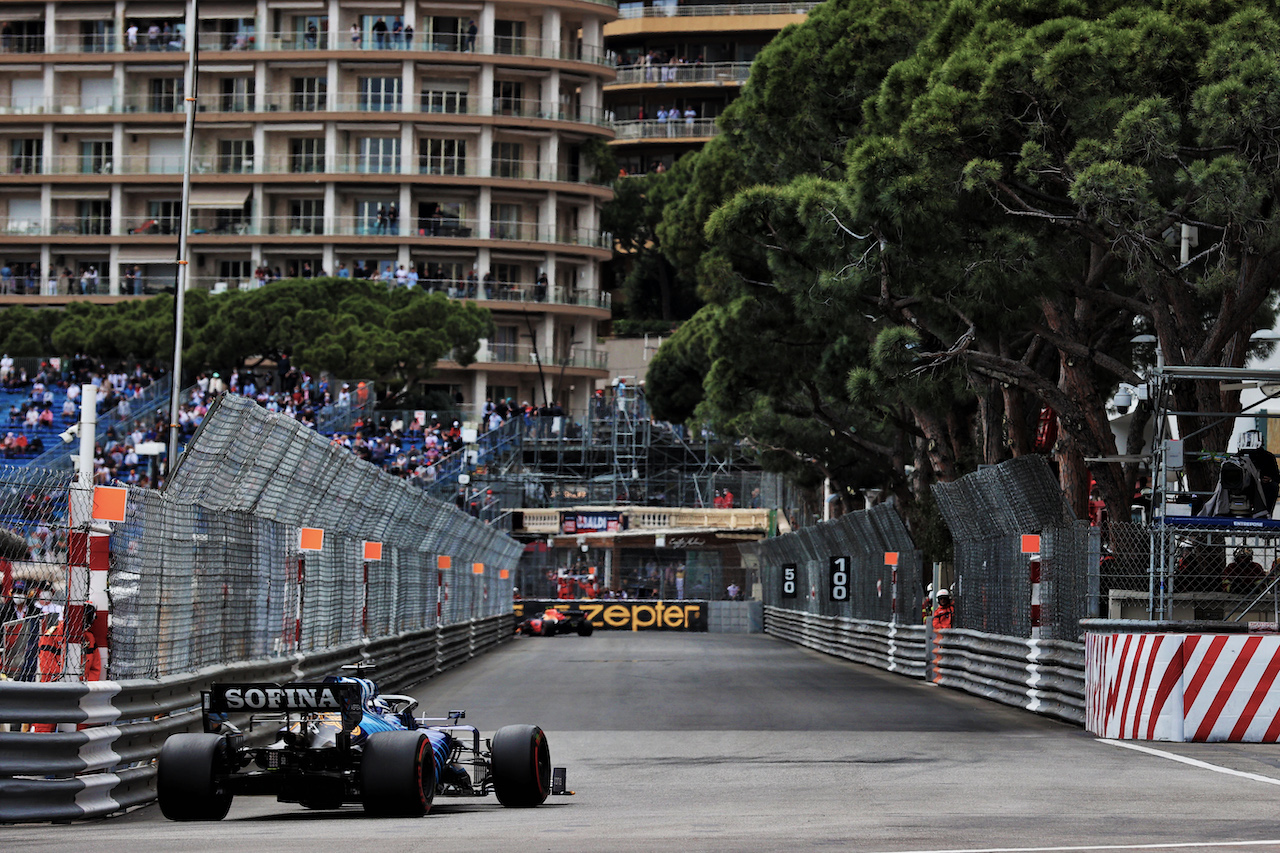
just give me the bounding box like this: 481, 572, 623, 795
1022, 534, 1043, 639
885, 551, 899, 618
437, 555, 451, 625
294, 556, 305, 647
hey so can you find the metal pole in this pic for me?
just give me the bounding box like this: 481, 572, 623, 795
166, 0, 199, 472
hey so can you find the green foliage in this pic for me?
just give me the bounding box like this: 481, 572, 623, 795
185, 278, 492, 402
644, 0, 1280, 522
5, 279, 492, 404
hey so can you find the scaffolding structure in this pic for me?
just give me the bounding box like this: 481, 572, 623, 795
430, 388, 771, 513
1142, 364, 1280, 623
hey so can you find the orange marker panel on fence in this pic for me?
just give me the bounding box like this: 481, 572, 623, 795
363, 541, 383, 561
472, 562, 485, 575
884, 551, 899, 567
299, 527, 325, 552
1021, 534, 1041, 554
499, 569, 510, 580
437, 555, 452, 569
91, 486, 128, 523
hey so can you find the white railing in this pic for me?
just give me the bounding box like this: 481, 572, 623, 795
616, 2, 815, 19
610, 60, 751, 85
611, 117, 718, 139
18, 29, 615, 66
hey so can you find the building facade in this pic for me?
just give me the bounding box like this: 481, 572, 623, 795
601, 0, 812, 175
0, 0, 616, 414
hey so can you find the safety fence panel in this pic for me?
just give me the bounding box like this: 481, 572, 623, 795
932, 455, 1098, 641
103, 394, 523, 680
744, 504, 922, 624
0, 465, 85, 682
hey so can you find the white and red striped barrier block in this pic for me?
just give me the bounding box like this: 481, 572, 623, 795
1086, 632, 1280, 742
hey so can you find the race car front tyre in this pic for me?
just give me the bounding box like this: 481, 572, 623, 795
490, 724, 551, 808
157, 733, 233, 821
362, 731, 436, 816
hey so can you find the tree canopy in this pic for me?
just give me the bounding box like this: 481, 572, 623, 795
646, 0, 1280, 523
24, 279, 492, 405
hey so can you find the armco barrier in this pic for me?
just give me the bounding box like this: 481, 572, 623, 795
932, 628, 1085, 725
764, 606, 927, 678
0, 613, 512, 823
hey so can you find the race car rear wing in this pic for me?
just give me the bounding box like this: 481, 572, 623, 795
204, 682, 364, 733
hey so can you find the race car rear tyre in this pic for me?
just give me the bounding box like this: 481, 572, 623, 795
157, 733, 232, 821
576, 621, 594, 637
362, 731, 436, 816
490, 724, 551, 808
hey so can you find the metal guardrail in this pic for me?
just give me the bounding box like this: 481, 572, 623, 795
761, 607, 1086, 724
763, 606, 927, 678
0, 613, 513, 822
932, 628, 1085, 725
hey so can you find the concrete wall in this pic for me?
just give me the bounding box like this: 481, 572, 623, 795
708, 600, 763, 633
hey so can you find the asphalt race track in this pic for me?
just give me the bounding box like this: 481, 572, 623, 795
7, 633, 1280, 852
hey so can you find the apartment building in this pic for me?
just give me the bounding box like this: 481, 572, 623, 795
0, 0, 616, 412
602, 0, 812, 175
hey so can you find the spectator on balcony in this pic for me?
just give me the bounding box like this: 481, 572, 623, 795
465, 268, 478, 298
684, 105, 696, 130
350, 22, 361, 48
406, 266, 419, 289
376, 205, 388, 235
372, 17, 387, 49
482, 270, 495, 299
464, 19, 477, 52
147, 23, 160, 50
0, 264, 10, 294
403, 22, 413, 48
305, 22, 318, 48
392, 18, 402, 47
535, 271, 548, 302
388, 204, 399, 235
656, 106, 667, 134
124, 23, 137, 51
1, 22, 12, 52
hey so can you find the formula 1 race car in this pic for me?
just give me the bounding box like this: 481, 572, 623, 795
156, 677, 561, 820
516, 607, 594, 637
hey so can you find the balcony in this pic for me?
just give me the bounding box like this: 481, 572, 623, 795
473, 342, 609, 369
0, 215, 611, 248
610, 117, 718, 140
119, 276, 612, 311
615, 2, 816, 19
0, 217, 113, 236
18, 31, 617, 67
2, 152, 610, 185
608, 60, 751, 86
0, 90, 614, 127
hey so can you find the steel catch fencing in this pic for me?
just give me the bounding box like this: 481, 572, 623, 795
743, 503, 923, 624
103, 393, 521, 680
931, 456, 1100, 641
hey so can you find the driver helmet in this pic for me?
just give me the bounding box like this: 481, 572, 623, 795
1240, 430, 1263, 451
1235, 547, 1254, 562
326, 675, 378, 708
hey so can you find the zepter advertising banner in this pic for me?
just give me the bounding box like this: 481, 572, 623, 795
515, 599, 708, 631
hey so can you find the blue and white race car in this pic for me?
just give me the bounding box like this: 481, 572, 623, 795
157, 676, 558, 820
